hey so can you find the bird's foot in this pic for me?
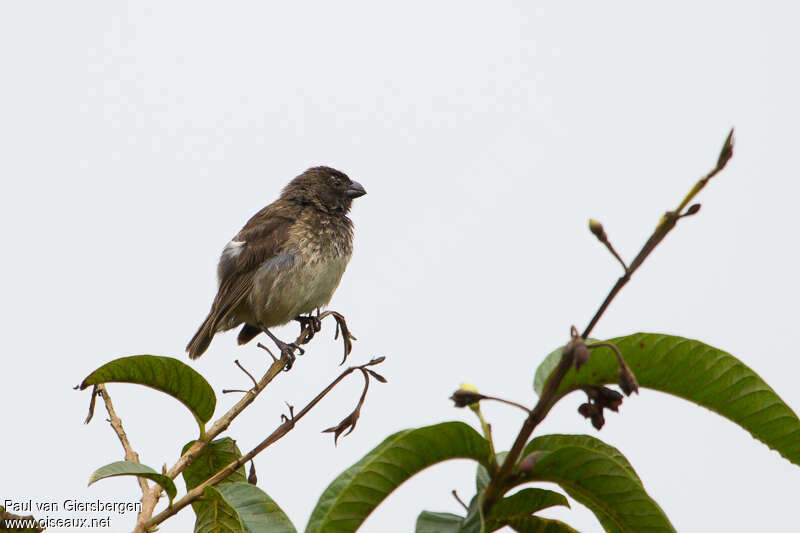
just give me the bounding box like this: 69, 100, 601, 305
276, 339, 304, 371
295, 311, 322, 345
325, 311, 357, 365
259, 326, 305, 371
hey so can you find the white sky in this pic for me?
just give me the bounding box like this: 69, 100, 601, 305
2, 2, 799, 532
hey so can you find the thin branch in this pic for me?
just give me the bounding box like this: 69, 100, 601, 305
142, 357, 386, 530
583, 129, 734, 339
96, 385, 151, 497
482, 395, 532, 414
133, 311, 354, 531
234, 359, 258, 388
452, 490, 469, 511
481, 128, 735, 514
133, 353, 287, 532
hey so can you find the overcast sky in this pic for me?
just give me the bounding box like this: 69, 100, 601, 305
2, 2, 799, 532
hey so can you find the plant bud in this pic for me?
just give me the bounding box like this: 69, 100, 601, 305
450, 388, 485, 408
578, 402, 598, 418
589, 219, 607, 242
618, 365, 639, 396
248, 460, 258, 485
518, 451, 544, 474
573, 342, 590, 370
591, 411, 605, 430
685, 203, 701, 216
565, 337, 590, 370
596, 387, 624, 412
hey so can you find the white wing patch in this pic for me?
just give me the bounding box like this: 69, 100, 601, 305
218, 240, 246, 283
223, 240, 246, 258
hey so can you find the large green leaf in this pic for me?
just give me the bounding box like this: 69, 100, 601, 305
182, 437, 248, 491
195, 486, 244, 533
80, 355, 216, 426
306, 422, 490, 533
491, 488, 569, 519
476, 451, 508, 492
520, 434, 674, 533
484, 489, 570, 533
416, 511, 463, 533
184, 438, 250, 532
217, 483, 297, 533
503, 516, 582, 533
88, 461, 177, 503
417, 489, 571, 533
533, 333, 800, 467
460, 492, 486, 533
195, 483, 297, 533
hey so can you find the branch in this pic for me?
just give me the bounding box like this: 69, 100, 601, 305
142, 357, 386, 530
133, 352, 287, 532
481, 128, 735, 513
95, 385, 151, 497
132, 310, 354, 531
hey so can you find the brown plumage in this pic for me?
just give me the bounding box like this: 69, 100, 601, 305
186, 166, 366, 364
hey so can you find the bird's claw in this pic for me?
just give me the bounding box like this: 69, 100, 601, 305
271, 340, 303, 371
295, 312, 322, 345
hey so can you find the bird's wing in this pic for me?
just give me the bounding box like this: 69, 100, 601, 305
207, 212, 295, 332
186, 204, 298, 358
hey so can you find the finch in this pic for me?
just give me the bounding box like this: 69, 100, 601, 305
186, 166, 366, 367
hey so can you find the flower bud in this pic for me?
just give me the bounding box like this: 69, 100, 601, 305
565, 337, 590, 370
596, 386, 624, 412
589, 219, 607, 242
450, 387, 485, 408
578, 402, 598, 418
518, 451, 544, 474
618, 365, 639, 396
685, 203, 701, 216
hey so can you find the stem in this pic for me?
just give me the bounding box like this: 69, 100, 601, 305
481, 128, 734, 513
142, 358, 384, 530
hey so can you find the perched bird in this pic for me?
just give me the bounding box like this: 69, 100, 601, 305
186, 166, 366, 367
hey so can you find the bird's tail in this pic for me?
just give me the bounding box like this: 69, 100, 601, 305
187, 314, 216, 359
237, 324, 261, 345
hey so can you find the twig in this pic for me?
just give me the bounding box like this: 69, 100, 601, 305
133, 353, 288, 532
142, 357, 386, 530
452, 490, 468, 511
583, 129, 734, 339
132, 311, 353, 531
234, 359, 258, 388
96, 385, 151, 497
480, 128, 735, 514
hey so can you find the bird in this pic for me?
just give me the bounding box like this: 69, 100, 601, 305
186, 166, 366, 368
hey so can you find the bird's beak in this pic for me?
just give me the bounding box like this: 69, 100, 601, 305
346, 181, 367, 198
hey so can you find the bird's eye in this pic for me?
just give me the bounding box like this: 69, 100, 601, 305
331, 176, 342, 186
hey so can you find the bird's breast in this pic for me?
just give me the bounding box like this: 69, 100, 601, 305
249, 215, 354, 326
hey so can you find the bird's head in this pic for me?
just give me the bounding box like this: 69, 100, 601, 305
282, 166, 366, 214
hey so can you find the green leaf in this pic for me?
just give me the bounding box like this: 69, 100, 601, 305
80, 355, 216, 427
484, 489, 570, 533
460, 492, 486, 533
416, 511, 463, 533
182, 437, 248, 491
520, 434, 674, 533
533, 333, 800, 468
195, 486, 244, 533
476, 451, 507, 492
88, 461, 177, 503
306, 422, 490, 533
218, 483, 297, 533
196, 484, 298, 533
503, 516, 582, 533
491, 488, 569, 518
